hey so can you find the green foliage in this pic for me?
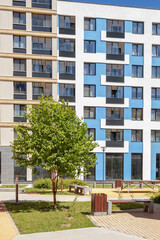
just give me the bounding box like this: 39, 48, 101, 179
33, 178, 88, 190
11, 97, 98, 178
151, 193, 160, 203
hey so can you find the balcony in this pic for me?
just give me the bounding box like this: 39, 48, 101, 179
106, 119, 124, 125
13, 48, 26, 54
59, 96, 75, 102
59, 51, 75, 58
13, 0, 26, 6
32, 0, 51, 9
32, 49, 52, 55
14, 71, 26, 77
13, 24, 26, 30
14, 117, 26, 122
59, 28, 75, 35
106, 141, 124, 147
32, 72, 52, 78
106, 98, 124, 104
106, 54, 124, 61
106, 31, 125, 38
59, 73, 75, 80
106, 76, 124, 83
14, 94, 26, 100
32, 26, 51, 32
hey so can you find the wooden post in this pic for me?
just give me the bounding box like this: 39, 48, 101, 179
15, 175, 19, 205
61, 177, 63, 192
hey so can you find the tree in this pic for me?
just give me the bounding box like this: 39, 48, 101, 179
11, 97, 98, 209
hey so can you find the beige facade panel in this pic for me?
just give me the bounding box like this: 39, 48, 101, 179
0, 104, 13, 122
0, 5, 57, 15
0, 127, 13, 146
0, 81, 13, 100
0, 122, 28, 127
0, 29, 57, 38
0, 10, 12, 29
0, 57, 13, 76
52, 61, 57, 79
0, 53, 57, 60
27, 82, 32, 100
0, 0, 12, 6
52, 83, 57, 101
0, 76, 57, 83
0, 100, 39, 105
0, 34, 12, 53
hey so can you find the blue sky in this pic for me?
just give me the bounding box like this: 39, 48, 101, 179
62, 0, 160, 9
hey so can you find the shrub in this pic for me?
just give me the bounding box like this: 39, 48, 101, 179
151, 193, 160, 203
33, 178, 88, 190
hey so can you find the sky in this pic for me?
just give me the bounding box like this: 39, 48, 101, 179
62, 0, 160, 9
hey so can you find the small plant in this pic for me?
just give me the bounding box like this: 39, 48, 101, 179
150, 193, 160, 203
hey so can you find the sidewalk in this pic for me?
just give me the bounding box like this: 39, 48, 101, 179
0, 201, 17, 240
12, 227, 151, 240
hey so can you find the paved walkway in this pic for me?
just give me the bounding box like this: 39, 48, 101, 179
0, 201, 17, 240
12, 227, 150, 240
89, 208, 160, 240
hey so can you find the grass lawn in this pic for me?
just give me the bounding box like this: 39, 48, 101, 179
0, 185, 27, 188
25, 188, 78, 195
5, 201, 143, 234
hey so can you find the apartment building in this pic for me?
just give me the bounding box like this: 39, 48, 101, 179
1, 0, 160, 184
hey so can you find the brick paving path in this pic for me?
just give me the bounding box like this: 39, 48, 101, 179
89, 209, 160, 240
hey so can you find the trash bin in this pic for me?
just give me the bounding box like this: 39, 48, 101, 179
115, 180, 122, 188
91, 193, 107, 216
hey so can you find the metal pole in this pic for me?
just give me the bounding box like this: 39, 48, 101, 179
102, 147, 105, 188
15, 175, 18, 205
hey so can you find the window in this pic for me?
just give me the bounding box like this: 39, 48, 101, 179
13, 36, 26, 49
151, 109, 160, 121
107, 20, 124, 33
132, 87, 143, 99
106, 64, 124, 77
131, 130, 143, 142
32, 83, 52, 100
59, 84, 75, 97
106, 108, 123, 120
59, 39, 75, 52
152, 45, 160, 57
106, 129, 123, 142
59, 61, 75, 74
132, 65, 143, 78
132, 44, 143, 56
84, 63, 96, 75
151, 88, 160, 100
151, 130, 160, 142
13, 12, 26, 25
131, 153, 142, 180
32, 0, 51, 9
132, 108, 143, 120
84, 85, 96, 97
132, 22, 144, 34
32, 14, 52, 31
106, 153, 123, 180
32, 60, 52, 73
59, 15, 75, 29
84, 107, 95, 119
13, 0, 26, 7
14, 82, 26, 99
152, 23, 160, 35
84, 18, 96, 31
152, 66, 160, 78
14, 104, 26, 122
84, 40, 96, 53
106, 86, 124, 98
32, 37, 52, 53
14, 160, 26, 182
13, 59, 26, 76
107, 42, 124, 55
88, 128, 95, 141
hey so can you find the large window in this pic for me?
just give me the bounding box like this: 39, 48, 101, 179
131, 153, 142, 180
152, 88, 160, 100
32, 60, 52, 78
14, 82, 26, 99
156, 154, 160, 180
152, 66, 160, 78
13, 12, 26, 25
88, 128, 95, 141
132, 65, 143, 78
106, 86, 123, 98
132, 22, 144, 34
84, 63, 96, 75
152, 45, 160, 57
151, 130, 160, 142
14, 104, 26, 122
106, 108, 123, 120
32, 14, 52, 32
13, 0, 26, 7
106, 153, 123, 180
151, 109, 160, 121
84, 107, 95, 119
106, 129, 123, 142
132, 108, 143, 121
59, 84, 75, 97
84, 85, 96, 97
59, 39, 75, 57
13, 36, 26, 53
132, 87, 143, 99
132, 44, 143, 56
32, 0, 51, 9
32, 37, 52, 55
84, 40, 96, 53
106, 64, 124, 77
59, 15, 75, 35
131, 130, 143, 142
107, 42, 124, 55
84, 18, 96, 31
32, 82, 52, 100
152, 23, 160, 35
59, 61, 75, 76
107, 20, 124, 33
13, 59, 26, 76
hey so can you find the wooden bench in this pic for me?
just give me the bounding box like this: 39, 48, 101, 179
76, 185, 92, 195
69, 184, 77, 192
93, 181, 115, 188
107, 199, 154, 215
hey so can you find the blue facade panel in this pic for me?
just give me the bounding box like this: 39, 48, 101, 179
152, 57, 160, 66
151, 100, 160, 109
95, 153, 105, 180
125, 21, 132, 33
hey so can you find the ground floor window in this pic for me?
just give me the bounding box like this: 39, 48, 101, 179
32, 166, 48, 181
14, 160, 26, 182
131, 153, 142, 180
84, 166, 95, 181
106, 153, 123, 180
156, 154, 160, 180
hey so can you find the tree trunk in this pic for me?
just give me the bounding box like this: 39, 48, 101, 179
61, 177, 63, 192
52, 180, 57, 209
